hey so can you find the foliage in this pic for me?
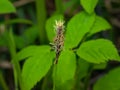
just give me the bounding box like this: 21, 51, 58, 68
94, 67, 120, 90
0, 0, 120, 90
77, 39, 120, 63
0, 0, 16, 14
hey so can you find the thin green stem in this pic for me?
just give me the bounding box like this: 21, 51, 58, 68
8, 30, 18, 90
0, 71, 9, 90
84, 65, 93, 90
35, 0, 47, 44
6, 28, 24, 90
73, 61, 81, 90
55, 0, 64, 14
53, 64, 57, 90
41, 77, 48, 90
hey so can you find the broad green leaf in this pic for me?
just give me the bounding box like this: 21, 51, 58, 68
77, 39, 120, 63
64, 11, 95, 48
94, 67, 120, 90
16, 45, 51, 61
53, 50, 76, 89
88, 16, 111, 36
0, 0, 16, 14
80, 0, 98, 14
22, 50, 54, 90
46, 15, 64, 42
21, 46, 55, 90
16, 46, 40, 61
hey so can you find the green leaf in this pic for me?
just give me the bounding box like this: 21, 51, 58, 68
77, 39, 120, 63
53, 50, 76, 89
88, 16, 111, 36
64, 11, 95, 48
46, 14, 64, 42
16, 45, 51, 61
23, 26, 39, 45
0, 0, 16, 14
94, 67, 120, 90
21, 46, 54, 90
80, 0, 98, 14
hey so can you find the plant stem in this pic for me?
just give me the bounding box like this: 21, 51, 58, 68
7, 28, 24, 90
84, 65, 93, 90
53, 64, 57, 90
41, 67, 52, 90
0, 71, 9, 90
73, 60, 81, 90
55, 0, 64, 14
35, 0, 47, 44
8, 30, 18, 90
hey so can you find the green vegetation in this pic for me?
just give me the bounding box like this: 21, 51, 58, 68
0, 0, 120, 90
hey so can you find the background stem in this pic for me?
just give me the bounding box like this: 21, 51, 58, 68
7, 28, 24, 90
84, 65, 93, 90
35, 0, 47, 44
55, 0, 64, 14
0, 71, 9, 90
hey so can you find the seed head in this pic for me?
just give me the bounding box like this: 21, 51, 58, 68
51, 19, 65, 64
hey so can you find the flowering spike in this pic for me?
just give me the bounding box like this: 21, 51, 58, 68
51, 20, 65, 64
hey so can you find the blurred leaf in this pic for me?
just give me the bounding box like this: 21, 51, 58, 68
93, 63, 107, 70
14, 35, 25, 49
88, 16, 111, 36
22, 51, 54, 90
80, 0, 98, 14
0, 31, 10, 47
53, 50, 76, 89
46, 15, 64, 42
0, 35, 6, 47
0, 18, 33, 25
14, 26, 39, 49
64, 11, 95, 48
63, 0, 78, 12
0, 0, 16, 14
94, 67, 120, 90
77, 39, 120, 63
23, 26, 39, 44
